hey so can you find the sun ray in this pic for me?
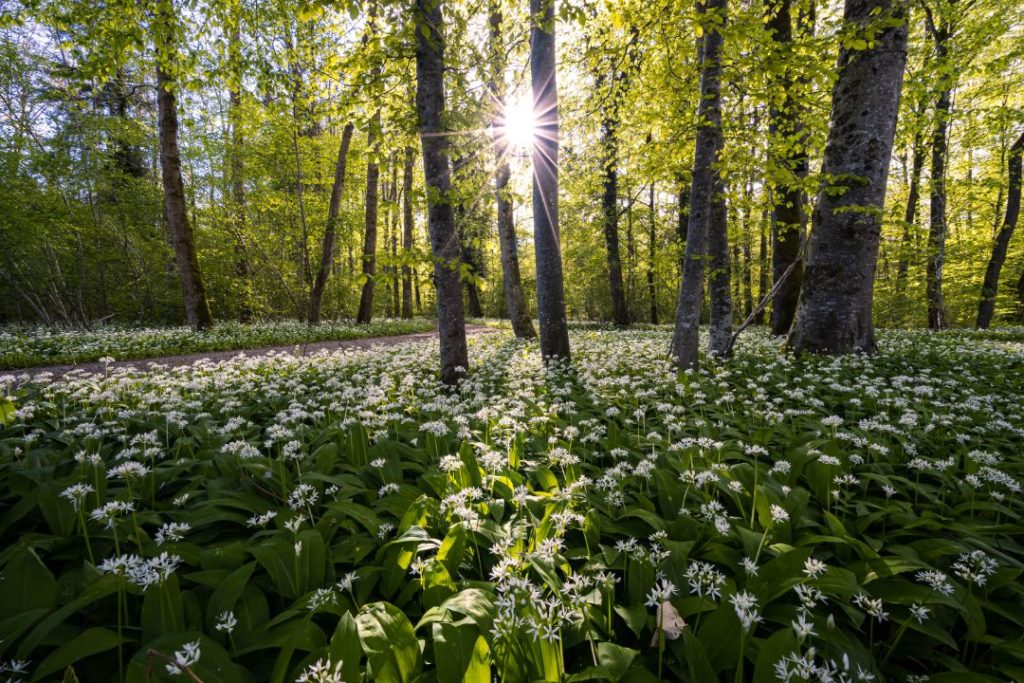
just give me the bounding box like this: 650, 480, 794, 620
500, 95, 538, 152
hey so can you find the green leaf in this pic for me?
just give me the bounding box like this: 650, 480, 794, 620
0, 547, 57, 620
0, 398, 15, 424
143, 576, 185, 644
32, 627, 124, 682
17, 575, 118, 659
206, 562, 256, 630
329, 612, 362, 683
597, 642, 638, 680
753, 628, 797, 683
357, 602, 422, 683
432, 622, 488, 683
126, 632, 254, 683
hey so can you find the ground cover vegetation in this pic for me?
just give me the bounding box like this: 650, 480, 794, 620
0, 319, 435, 370
1, 329, 1023, 682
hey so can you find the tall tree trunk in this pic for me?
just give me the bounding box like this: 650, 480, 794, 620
742, 235, 754, 316
787, 0, 907, 354
1016, 267, 1024, 320
452, 156, 484, 318
357, 113, 381, 323
530, 0, 571, 360
708, 181, 733, 356
599, 79, 628, 326
765, 0, 807, 336
731, 243, 741, 308
626, 183, 636, 315
154, 1, 213, 330
402, 145, 416, 319
672, 0, 726, 368
308, 122, 355, 323
648, 182, 659, 324
926, 16, 952, 329
227, 23, 251, 288
460, 227, 485, 318
756, 209, 768, 324
390, 157, 400, 316
977, 131, 1024, 328
414, 0, 468, 385
677, 174, 690, 275
896, 131, 924, 283
487, 2, 535, 338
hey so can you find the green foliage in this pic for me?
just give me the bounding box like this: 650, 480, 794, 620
0, 319, 434, 369
1, 328, 1023, 680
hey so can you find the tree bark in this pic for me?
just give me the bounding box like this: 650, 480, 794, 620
647, 182, 658, 324
459, 222, 485, 318
756, 209, 768, 324
926, 14, 952, 329
154, 1, 213, 330
226, 22, 252, 288
742, 235, 754, 316
530, 0, 571, 360
390, 157, 400, 316
414, 0, 468, 385
677, 174, 690, 276
896, 131, 924, 283
451, 156, 484, 318
977, 131, 1023, 328
487, 3, 535, 338
356, 112, 381, 323
765, 0, 806, 336
787, 0, 907, 354
1017, 267, 1024, 320
671, 0, 726, 368
598, 69, 628, 326
402, 145, 416, 319
707, 179, 733, 356
308, 122, 355, 324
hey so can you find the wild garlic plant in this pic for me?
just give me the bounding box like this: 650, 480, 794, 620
0, 328, 1022, 681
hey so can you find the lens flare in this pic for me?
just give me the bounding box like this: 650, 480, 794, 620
502, 96, 537, 152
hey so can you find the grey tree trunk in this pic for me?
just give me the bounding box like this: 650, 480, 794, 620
742, 236, 754, 316
487, 5, 536, 338
402, 145, 416, 319
530, 0, 571, 360
227, 24, 251, 288
765, 0, 807, 336
926, 16, 952, 330
677, 174, 690, 276
756, 210, 768, 324
414, 0, 468, 385
671, 0, 726, 368
452, 156, 484, 318
308, 122, 355, 324
896, 131, 924, 284
357, 113, 381, 323
787, 0, 908, 354
1017, 267, 1024, 320
598, 71, 628, 326
390, 157, 400, 315
647, 182, 658, 324
977, 131, 1023, 328
154, 7, 213, 331
707, 180, 733, 356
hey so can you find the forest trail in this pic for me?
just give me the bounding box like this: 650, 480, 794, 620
16, 324, 500, 383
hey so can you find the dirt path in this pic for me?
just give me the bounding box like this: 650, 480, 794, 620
15, 325, 499, 383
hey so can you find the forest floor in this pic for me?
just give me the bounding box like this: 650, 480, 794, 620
12, 324, 497, 382
2, 327, 1022, 681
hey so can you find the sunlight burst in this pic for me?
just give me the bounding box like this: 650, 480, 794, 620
501, 96, 537, 152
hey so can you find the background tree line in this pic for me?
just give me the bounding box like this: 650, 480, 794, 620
0, 0, 1022, 339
